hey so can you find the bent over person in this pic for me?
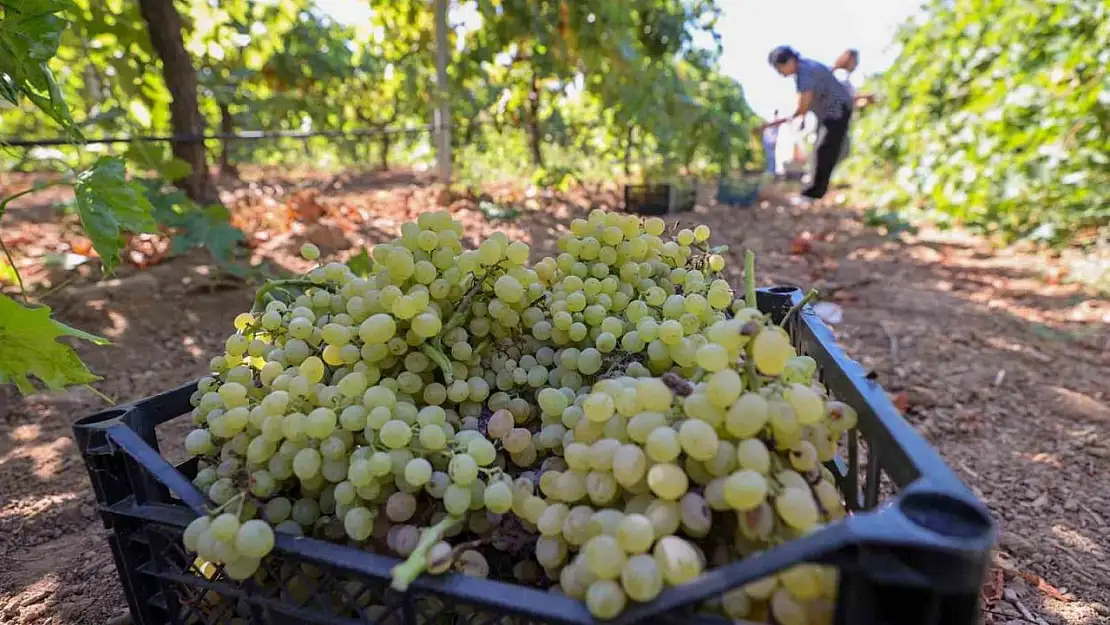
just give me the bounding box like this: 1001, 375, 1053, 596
757, 46, 853, 200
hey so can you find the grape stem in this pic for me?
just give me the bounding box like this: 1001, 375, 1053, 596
441, 272, 481, 335
744, 344, 761, 392
779, 289, 819, 327
205, 491, 246, 517
390, 514, 463, 591
420, 343, 454, 384
743, 250, 758, 311
251, 279, 318, 312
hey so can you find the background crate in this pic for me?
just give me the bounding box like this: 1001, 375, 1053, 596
716, 176, 763, 207
623, 184, 696, 215
73, 287, 995, 625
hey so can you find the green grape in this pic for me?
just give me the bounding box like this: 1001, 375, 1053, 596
299, 356, 325, 384
724, 470, 767, 511
419, 424, 447, 450
300, 243, 321, 260
611, 444, 647, 487
380, 420, 413, 448
185, 429, 215, 456
780, 564, 823, 601
653, 536, 702, 585
775, 488, 820, 531
627, 412, 665, 443
538, 388, 569, 417
785, 382, 824, 426
209, 512, 240, 542
404, 458, 433, 486
621, 554, 663, 603
305, 407, 337, 439
771, 588, 808, 625
182, 516, 210, 553
321, 323, 350, 346
582, 535, 626, 580
658, 319, 684, 344
588, 438, 621, 471
788, 440, 819, 472
646, 463, 688, 500
705, 369, 743, 408
449, 454, 479, 486
444, 484, 472, 515
359, 314, 397, 344
752, 327, 793, 376
644, 427, 681, 463
695, 343, 729, 372
235, 519, 275, 558
615, 513, 654, 554
726, 392, 770, 438
580, 392, 614, 423
467, 438, 497, 466
344, 506, 375, 541
585, 579, 626, 619
483, 481, 513, 513
813, 480, 845, 521
678, 419, 719, 461
587, 471, 619, 505
736, 438, 771, 474
293, 448, 322, 480
769, 399, 803, 449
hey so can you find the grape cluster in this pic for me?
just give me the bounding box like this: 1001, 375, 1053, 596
180, 209, 856, 623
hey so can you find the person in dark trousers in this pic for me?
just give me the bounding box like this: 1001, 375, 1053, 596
761, 109, 780, 174
756, 46, 853, 200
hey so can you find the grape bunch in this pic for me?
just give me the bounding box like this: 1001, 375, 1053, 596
179, 208, 856, 624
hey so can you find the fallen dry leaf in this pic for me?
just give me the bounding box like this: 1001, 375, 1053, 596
980, 566, 1005, 608
69, 236, 93, 256
1014, 569, 1074, 603
892, 391, 910, 413
789, 231, 813, 255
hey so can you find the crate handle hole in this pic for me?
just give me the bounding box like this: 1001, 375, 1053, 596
768, 286, 801, 295
899, 492, 991, 540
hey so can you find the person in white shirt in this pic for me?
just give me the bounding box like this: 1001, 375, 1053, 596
833, 49, 875, 109
831, 49, 876, 162
761, 109, 780, 174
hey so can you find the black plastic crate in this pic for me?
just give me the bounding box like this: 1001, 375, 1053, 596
717, 176, 763, 207
73, 287, 995, 625
623, 184, 696, 215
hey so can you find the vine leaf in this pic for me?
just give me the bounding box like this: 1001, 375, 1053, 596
73, 157, 159, 274
0, 293, 107, 394
347, 248, 373, 277
0, 0, 80, 134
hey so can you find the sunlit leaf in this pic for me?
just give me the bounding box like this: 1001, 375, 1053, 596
0, 293, 105, 394
73, 156, 159, 274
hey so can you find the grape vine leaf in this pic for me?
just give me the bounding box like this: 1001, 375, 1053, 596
0, 293, 107, 394
73, 156, 159, 274
0, 0, 79, 134
141, 181, 244, 266
347, 248, 372, 277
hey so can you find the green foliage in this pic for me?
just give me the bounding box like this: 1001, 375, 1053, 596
73, 156, 159, 274
4, 0, 755, 181
0, 0, 77, 133
142, 180, 244, 265
1, 3, 159, 395
0, 292, 107, 393
850, 0, 1110, 244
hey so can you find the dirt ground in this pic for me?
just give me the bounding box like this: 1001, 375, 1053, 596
1, 170, 1108, 625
